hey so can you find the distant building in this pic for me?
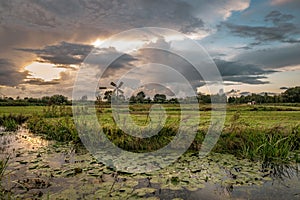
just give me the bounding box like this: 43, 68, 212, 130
247, 101, 256, 105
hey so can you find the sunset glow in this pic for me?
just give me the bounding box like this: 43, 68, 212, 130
25, 62, 65, 82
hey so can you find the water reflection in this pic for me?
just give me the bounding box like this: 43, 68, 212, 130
229, 162, 300, 200
0, 128, 49, 157
262, 162, 299, 181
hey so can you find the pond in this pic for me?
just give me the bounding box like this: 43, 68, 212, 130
0, 128, 300, 199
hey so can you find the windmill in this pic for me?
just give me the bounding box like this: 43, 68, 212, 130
110, 81, 124, 100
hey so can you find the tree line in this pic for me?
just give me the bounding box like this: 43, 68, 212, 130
0, 94, 70, 106
102, 86, 300, 104
0, 86, 299, 106
227, 87, 300, 104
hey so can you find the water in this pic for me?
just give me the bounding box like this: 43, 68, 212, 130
0, 129, 300, 199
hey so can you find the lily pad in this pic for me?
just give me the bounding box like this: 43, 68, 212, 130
133, 187, 156, 197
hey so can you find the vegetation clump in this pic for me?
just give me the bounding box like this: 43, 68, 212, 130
27, 116, 79, 143
0, 114, 28, 131
214, 112, 300, 163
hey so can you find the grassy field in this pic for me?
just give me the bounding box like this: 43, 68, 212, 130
1, 103, 300, 163
1, 104, 299, 127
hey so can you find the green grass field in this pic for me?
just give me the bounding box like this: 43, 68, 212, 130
0, 106, 45, 116
1, 103, 300, 162
1, 104, 299, 128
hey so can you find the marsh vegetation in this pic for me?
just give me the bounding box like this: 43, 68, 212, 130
0, 103, 300, 199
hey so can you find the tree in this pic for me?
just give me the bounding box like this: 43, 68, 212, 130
129, 95, 136, 104
50, 94, 68, 105
41, 96, 51, 104
169, 98, 179, 104
228, 96, 236, 104
136, 91, 146, 103
282, 86, 300, 103
197, 93, 211, 104
153, 94, 166, 103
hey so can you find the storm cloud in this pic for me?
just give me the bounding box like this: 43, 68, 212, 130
222, 10, 299, 44
23, 78, 60, 86
234, 44, 300, 69
1, 0, 299, 97
0, 59, 28, 86
17, 42, 93, 66
213, 59, 275, 85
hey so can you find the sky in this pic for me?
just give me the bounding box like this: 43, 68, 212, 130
0, 0, 299, 99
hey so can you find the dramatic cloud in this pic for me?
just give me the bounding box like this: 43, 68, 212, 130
214, 59, 275, 76
0, 0, 207, 36
102, 54, 139, 78
234, 45, 300, 69
1, 0, 299, 97
23, 78, 60, 86
264, 10, 294, 25
20, 70, 77, 98
94, 36, 276, 91
83, 47, 138, 79
17, 42, 93, 66
212, 59, 274, 85
222, 10, 299, 44
223, 75, 269, 85
184, 0, 250, 21
0, 59, 28, 86
0, 0, 252, 97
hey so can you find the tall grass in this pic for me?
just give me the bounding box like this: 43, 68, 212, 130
0, 158, 8, 180
214, 112, 300, 163
26, 105, 77, 142
27, 116, 79, 142
42, 105, 72, 118
24, 106, 300, 163
0, 114, 28, 131
101, 125, 178, 152
0, 157, 9, 198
